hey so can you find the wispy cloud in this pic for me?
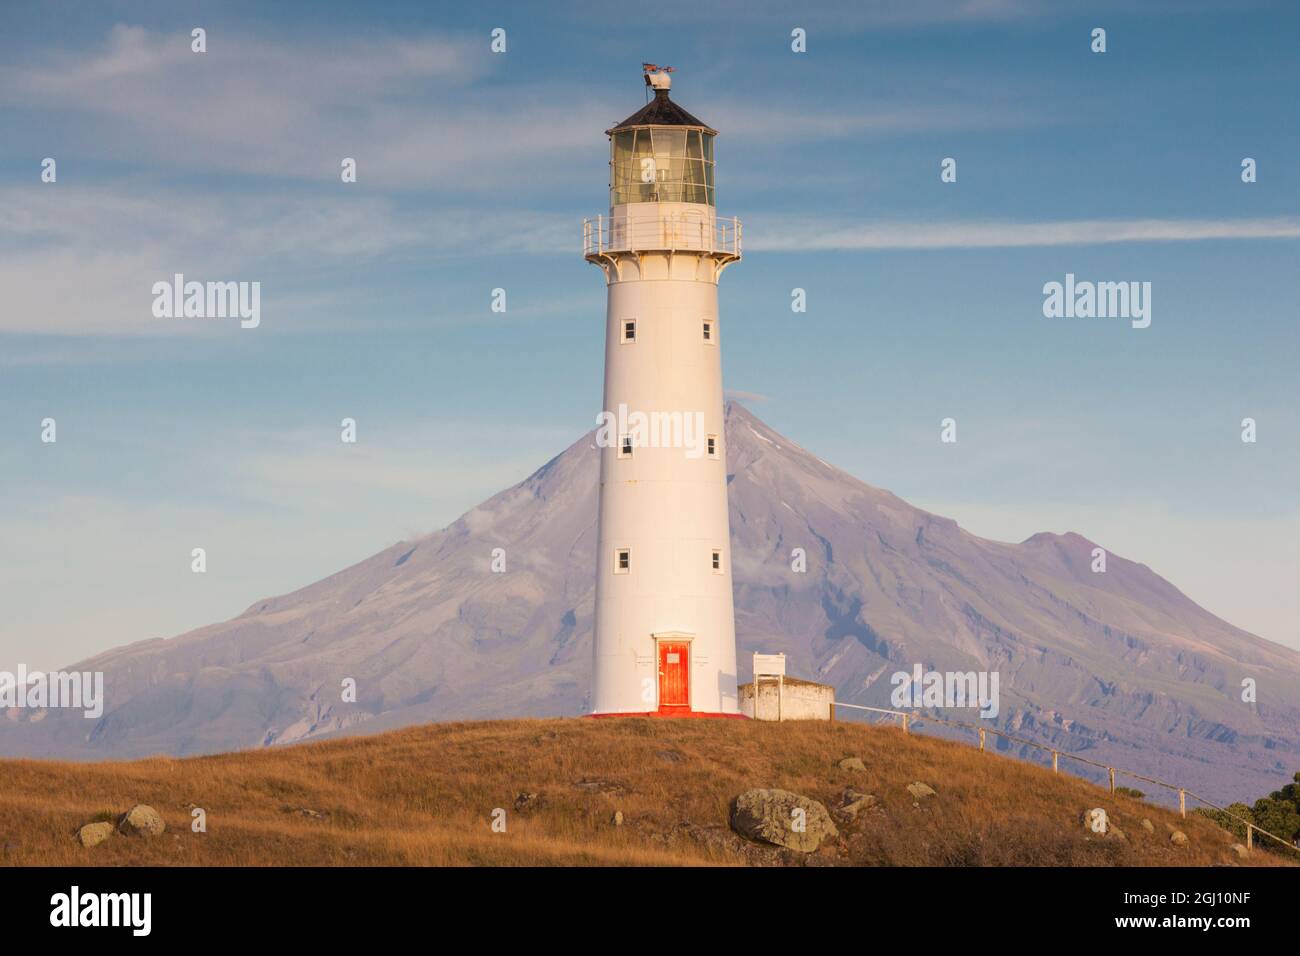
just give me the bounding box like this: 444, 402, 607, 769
0, 185, 578, 335
714, 101, 1036, 139
745, 216, 1300, 252
606, 0, 1089, 28
233, 421, 574, 508
0, 25, 612, 190
8, 187, 1299, 337
3, 23, 1043, 196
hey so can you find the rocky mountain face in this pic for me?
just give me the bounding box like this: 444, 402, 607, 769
5, 404, 1298, 804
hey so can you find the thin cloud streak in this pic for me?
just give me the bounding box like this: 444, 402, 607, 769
745, 216, 1300, 251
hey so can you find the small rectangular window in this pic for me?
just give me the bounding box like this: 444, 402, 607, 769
702, 321, 713, 342
621, 319, 636, 343
707, 435, 718, 458
618, 434, 633, 458
615, 548, 631, 573
711, 549, 722, 573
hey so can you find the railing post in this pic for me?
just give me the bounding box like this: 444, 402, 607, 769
978, 728, 986, 752
1246, 824, 1253, 851
902, 713, 909, 734
1051, 750, 1059, 773
1179, 789, 1186, 818
1108, 768, 1116, 794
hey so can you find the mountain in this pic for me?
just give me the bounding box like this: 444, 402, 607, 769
4, 404, 1299, 804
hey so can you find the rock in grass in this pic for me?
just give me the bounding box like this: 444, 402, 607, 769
730, 789, 838, 853
837, 757, 867, 772
78, 822, 115, 848
1082, 807, 1109, 834
1170, 830, 1189, 847
836, 790, 877, 819
118, 805, 165, 838
907, 782, 936, 800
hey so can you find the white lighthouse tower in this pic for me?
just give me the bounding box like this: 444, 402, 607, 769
584, 67, 743, 717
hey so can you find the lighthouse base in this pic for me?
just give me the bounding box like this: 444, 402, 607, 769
586, 710, 748, 720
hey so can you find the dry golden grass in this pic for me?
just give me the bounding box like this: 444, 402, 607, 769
0, 717, 1290, 866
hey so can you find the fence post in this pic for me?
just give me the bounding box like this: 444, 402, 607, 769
1108, 768, 1116, 794
1247, 824, 1253, 851
902, 713, 910, 734
1179, 790, 1186, 818
978, 728, 986, 752
1051, 751, 1058, 773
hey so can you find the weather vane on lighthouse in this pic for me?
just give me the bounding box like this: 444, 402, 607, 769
641, 63, 675, 95
583, 68, 744, 718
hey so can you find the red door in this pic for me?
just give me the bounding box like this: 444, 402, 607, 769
658, 641, 690, 710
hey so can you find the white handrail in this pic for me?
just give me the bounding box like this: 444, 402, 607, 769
582, 213, 742, 258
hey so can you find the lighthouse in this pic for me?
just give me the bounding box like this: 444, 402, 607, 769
584, 67, 742, 717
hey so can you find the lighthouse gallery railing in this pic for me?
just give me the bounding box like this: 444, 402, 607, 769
583, 214, 741, 258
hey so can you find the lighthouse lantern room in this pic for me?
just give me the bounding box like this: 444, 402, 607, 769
585, 67, 742, 717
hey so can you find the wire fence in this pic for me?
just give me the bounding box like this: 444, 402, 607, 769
771, 693, 1300, 857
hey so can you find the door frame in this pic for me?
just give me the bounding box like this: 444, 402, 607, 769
652, 631, 694, 711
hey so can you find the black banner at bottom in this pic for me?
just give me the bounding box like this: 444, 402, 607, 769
0, 865, 1287, 941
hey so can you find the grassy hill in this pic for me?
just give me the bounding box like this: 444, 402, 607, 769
0, 718, 1291, 866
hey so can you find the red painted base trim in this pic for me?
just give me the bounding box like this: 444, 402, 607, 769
586, 710, 749, 720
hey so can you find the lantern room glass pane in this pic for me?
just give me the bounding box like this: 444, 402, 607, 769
632, 129, 655, 203
609, 127, 716, 206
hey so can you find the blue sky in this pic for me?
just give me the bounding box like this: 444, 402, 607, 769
2, 0, 1298, 670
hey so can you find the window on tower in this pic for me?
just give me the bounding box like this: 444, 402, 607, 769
622, 319, 636, 343
619, 434, 633, 458
615, 548, 631, 573
702, 320, 713, 342
711, 549, 722, 573
707, 435, 718, 458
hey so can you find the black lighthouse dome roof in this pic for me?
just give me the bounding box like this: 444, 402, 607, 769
608, 89, 716, 135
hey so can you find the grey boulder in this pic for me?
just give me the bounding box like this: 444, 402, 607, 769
730, 789, 838, 853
